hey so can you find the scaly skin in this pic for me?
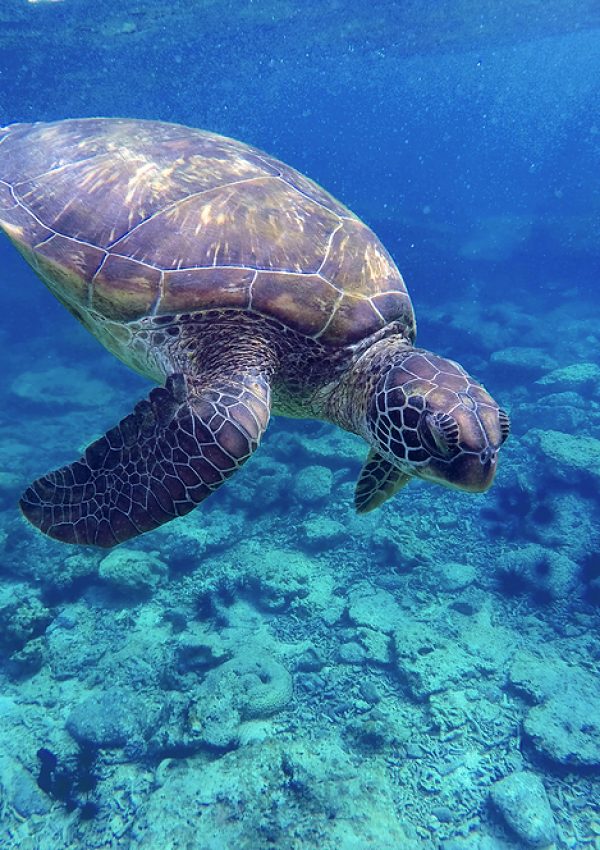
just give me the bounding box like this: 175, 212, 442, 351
20, 369, 272, 548
89, 307, 510, 497
325, 335, 510, 492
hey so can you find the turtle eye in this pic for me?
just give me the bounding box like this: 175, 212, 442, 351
406, 394, 425, 412
420, 411, 459, 457
498, 408, 510, 444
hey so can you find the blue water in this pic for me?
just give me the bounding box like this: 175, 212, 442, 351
0, 2, 599, 848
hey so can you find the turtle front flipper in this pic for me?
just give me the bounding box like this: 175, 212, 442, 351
354, 449, 411, 514
20, 371, 271, 548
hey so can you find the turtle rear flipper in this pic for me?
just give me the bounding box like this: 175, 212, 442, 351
20, 371, 271, 548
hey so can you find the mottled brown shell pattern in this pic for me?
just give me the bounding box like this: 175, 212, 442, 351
0, 118, 414, 346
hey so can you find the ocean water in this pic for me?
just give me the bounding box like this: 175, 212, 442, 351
0, 1, 599, 848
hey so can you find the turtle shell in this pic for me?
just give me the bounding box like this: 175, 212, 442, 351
0, 118, 415, 346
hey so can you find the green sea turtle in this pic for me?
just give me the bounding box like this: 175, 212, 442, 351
0, 118, 509, 548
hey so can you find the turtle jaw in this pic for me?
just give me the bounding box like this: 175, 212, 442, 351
417, 449, 498, 493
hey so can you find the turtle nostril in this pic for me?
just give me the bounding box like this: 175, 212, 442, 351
480, 447, 495, 464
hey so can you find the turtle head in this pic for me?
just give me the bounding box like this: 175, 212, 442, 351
368, 348, 510, 492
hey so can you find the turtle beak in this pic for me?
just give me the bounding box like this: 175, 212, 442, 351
423, 448, 498, 492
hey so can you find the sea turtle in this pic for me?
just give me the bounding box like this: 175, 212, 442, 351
0, 118, 510, 548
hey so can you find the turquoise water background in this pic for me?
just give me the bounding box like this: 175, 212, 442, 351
0, 2, 599, 848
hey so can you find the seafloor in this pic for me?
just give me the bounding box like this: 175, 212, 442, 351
0, 263, 599, 849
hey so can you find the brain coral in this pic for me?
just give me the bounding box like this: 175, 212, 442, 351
188, 654, 294, 749
207, 655, 294, 719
